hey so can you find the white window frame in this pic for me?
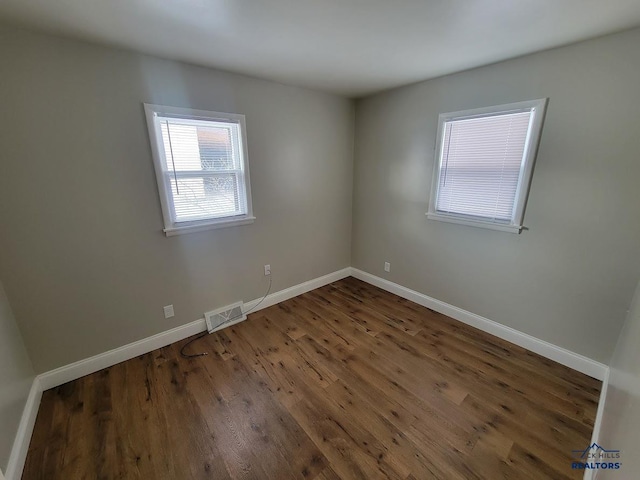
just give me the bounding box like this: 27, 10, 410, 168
144, 104, 254, 236
427, 98, 548, 233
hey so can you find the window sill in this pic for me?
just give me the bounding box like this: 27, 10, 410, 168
164, 216, 256, 237
426, 212, 522, 234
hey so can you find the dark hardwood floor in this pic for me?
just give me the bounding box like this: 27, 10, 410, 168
23, 277, 601, 479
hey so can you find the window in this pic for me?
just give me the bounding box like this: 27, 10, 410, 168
427, 99, 547, 233
144, 104, 254, 236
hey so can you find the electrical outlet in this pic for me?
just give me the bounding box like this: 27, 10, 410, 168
163, 304, 175, 319
384, 262, 391, 272
264, 264, 271, 276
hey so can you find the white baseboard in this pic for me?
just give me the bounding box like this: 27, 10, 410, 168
351, 268, 608, 381
584, 367, 611, 480
38, 267, 351, 390
38, 319, 208, 391
4, 378, 43, 480
243, 268, 352, 313
5, 267, 351, 480
206, 268, 353, 334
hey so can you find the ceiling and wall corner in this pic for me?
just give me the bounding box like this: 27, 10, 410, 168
0, 7, 638, 370
0, 1, 639, 96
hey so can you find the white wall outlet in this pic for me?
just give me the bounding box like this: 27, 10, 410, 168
384, 262, 391, 272
264, 264, 271, 276
163, 304, 175, 319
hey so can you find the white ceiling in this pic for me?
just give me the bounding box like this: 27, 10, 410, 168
1, 0, 640, 97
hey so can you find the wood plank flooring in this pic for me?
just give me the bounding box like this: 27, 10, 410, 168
23, 277, 601, 479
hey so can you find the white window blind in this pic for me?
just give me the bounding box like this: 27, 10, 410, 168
428, 99, 547, 233
436, 111, 532, 222
160, 118, 246, 222
145, 105, 254, 236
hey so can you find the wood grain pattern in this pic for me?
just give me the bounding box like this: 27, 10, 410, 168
23, 277, 600, 479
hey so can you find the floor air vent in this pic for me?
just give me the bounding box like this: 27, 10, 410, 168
205, 302, 246, 333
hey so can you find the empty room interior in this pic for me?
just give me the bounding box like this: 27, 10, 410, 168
1, 1, 640, 479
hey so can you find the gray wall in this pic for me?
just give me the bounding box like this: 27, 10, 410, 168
352, 28, 640, 364
0, 25, 354, 372
2, 23, 639, 374
598, 279, 640, 478
0, 279, 34, 471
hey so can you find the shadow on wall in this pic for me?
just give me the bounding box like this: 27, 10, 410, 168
0, 280, 35, 471
597, 279, 640, 479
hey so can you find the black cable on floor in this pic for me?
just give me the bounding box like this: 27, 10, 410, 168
180, 276, 272, 359
179, 331, 210, 358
